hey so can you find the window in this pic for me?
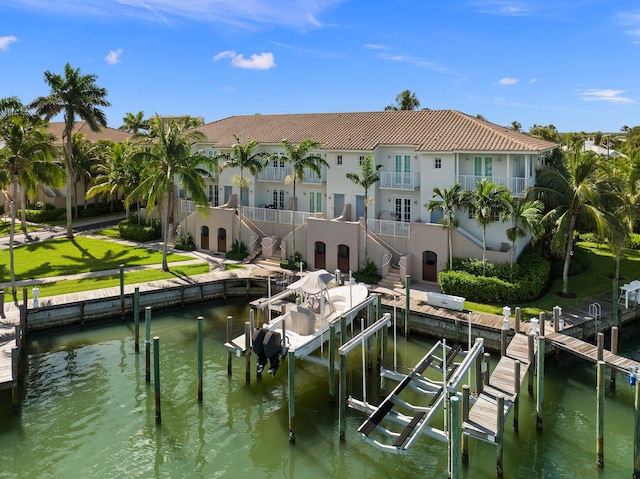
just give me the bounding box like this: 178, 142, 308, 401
336, 155, 343, 166
434, 157, 442, 169
474, 157, 493, 177
468, 207, 475, 220
394, 197, 411, 222
359, 155, 366, 165
272, 189, 285, 209
208, 184, 219, 206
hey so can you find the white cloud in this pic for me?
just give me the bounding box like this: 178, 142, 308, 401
497, 77, 518, 85
104, 48, 123, 64
214, 50, 275, 70
580, 89, 634, 104
472, 1, 530, 16
0, 35, 18, 51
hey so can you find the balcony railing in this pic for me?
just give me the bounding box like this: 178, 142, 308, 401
257, 166, 292, 182
302, 167, 327, 184
243, 206, 315, 225
456, 175, 527, 195
379, 171, 420, 190
367, 219, 410, 238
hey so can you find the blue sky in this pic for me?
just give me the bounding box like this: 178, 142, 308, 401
0, 0, 638, 133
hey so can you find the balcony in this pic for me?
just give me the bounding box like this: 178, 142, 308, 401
379, 171, 420, 190
258, 166, 292, 182
456, 175, 529, 196
302, 167, 327, 184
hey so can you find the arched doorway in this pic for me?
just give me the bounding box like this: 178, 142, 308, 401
314, 241, 326, 269
217, 228, 227, 253
337, 244, 350, 273
422, 250, 437, 282
201, 226, 209, 250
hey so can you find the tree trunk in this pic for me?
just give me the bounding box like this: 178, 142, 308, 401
292, 179, 297, 256
73, 182, 78, 219
10, 179, 18, 303
482, 226, 487, 275
363, 198, 368, 262
161, 195, 169, 272
562, 215, 578, 295
20, 188, 27, 233
64, 136, 74, 239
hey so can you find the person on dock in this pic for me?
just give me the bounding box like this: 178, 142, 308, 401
251, 328, 283, 376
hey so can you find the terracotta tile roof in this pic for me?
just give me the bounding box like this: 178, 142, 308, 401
46, 121, 131, 144
195, 110, 558, 153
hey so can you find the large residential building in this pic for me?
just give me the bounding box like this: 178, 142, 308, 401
181, 110, 557, 284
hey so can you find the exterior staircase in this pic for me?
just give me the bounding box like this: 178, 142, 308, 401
377, 264, 404, 290
253, 252, 282, 269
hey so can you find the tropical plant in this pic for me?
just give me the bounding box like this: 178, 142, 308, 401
119, 111, 149, 134
460, 178, 510, 275
384, 90, 421, 111
216, 134, 268, 243
346, 154, 381, 261
70, 133, 103, 218
426, 183, 463, 270
31, 63, 110, 239
503, 195, 544, 271
277, 139, 327, 256
126, 116, 215, 271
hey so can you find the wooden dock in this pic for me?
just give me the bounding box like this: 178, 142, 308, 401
463, 333, 531, 443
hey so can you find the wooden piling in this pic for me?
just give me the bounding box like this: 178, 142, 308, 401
11, 347, 19, 405
553, 306, 560, 333
596, 360, 605, 467
462, 385, 470, 464
153, 336, 161, 424
450, 395, 461, 479
475, 353, 483, 395
610, 326, 618, 390
329, 322, 336, 402
539, 311, 545, 337
496, 395, 505, 476
339, 316, 347, 441
404, 275, 410, 339
597, 332, 604, 361
513, 360, 521, 432
227, 316, 233, 377
515, 307, 521, 333
483, 352, 490, 387
634, 375, 640, 479
528, 333, 535, 396
288, 350, 296, 443
145, 307, 151, 383
500, 328, 507, 357
536, 335, 545, 430
198, 316, 204, 402
133, 287, 140, 353
244, 321, 251, 383
119, 264, 125, 318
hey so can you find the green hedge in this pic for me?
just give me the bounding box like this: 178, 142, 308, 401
118, 218, 161, 242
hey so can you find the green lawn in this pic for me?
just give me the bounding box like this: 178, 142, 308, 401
0, 236, 194, 283
0, 220, 38, 236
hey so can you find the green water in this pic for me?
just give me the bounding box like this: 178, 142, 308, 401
0, 299, 638, 478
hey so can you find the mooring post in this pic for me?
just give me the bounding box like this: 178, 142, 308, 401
539, 311, 545, 337
610, 326, 618, 390
462, 385, 470, 464
288, 350, 296, 443
553, 306, 560, 333
133, 287, 140, 353
475, 353, 483, 395
145, 307, 151, 383
227, 316, 233, 377
11, 347, 19, 405
500, 328, 507, 357
22, 288, 28, 325
528, 333, 535, 396
404, 275, 410, 339
596, 360, 605, 467
597, 332, 604, 361
244, 321, 251, 383
119, 264, 125, 318
198, 316, 204, 402
496, 394, 505, 476
153, 336, 161, 425
450, 395, 461, 479
329, 322, 336, 402
483, 352, 490, 387
513, 360, 521, 432
515, 307, 521, 333
339, 316, 348, 440
634, 374, 640, 479
536, 335, 545, 430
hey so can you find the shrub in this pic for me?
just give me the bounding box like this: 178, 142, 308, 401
226, 239, 248, 261
353, 259, 382, 284
118, 218, 161, 242
280, 252, 306, 271
25, 207, 66, 223
628, 233, 640, 250
175, 233, 195, 251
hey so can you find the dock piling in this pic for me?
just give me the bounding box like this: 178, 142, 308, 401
153, 336, 161, 424
528, 333, 535, 396
227, 316, 233, 377
450, 395, 461, 479
119, 264, 125, 318
329, 322, 336, 402
133, 287, 140, 353
145, 307, 151, 383
496, 394, 505, 476
462, 385, 470, 464
596, 360, 605, 467
634, 374, 640, 479
404, 275, 410, 339
244, 321, 251, 383
288, 350, 296, 443
597, 332, 604, 361
513, 360, 521, 432
610, 326, 618, 390
198, 316, 204, 402
536, 335, 545, 430
483, 352, 490, 387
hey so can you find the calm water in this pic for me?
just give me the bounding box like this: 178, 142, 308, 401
0, 299, 638, 478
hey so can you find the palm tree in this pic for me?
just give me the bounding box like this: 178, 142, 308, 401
461, 178, 510, 275
346, 154, 382, 262
503, 195, 544, 271
426, 183, 463, 270
31, 62, 110, 239
70, 133, 103, 218
0, 112, 62, 301
384, 90, 421, 111
528, 148, 617, 295
127, 116, 215, 271
216, 134, 268, 244
119, 111, 149, 134
278, 139, 327, 257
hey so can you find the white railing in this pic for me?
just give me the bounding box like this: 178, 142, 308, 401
367, 219, 410, 238
456, 175, 526, 195
258, 166, 292, 182
379, 171, 420, 189
303, 167, 327, 184
181, 200, 196, 213
243, 206, 314, 225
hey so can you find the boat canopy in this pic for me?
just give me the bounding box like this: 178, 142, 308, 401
287, 269, 334, 295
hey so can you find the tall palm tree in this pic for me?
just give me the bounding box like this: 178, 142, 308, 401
119, 111, 149, 134
460, 178, 510, 275
528, 149, 617, 295
31, 63, 110, 239
216, 134, 268, 244
346, 154, 382, 262
384, 90, 421, 111
127, 116, 215, 271
0, 112, 62, 301
278, 139, 327, 256
426, 183, 463, 270
70, 133, 103, 217
503, 195, 544, 271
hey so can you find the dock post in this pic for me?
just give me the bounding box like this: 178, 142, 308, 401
145, 307, 151, 383
244, 321, 251, 383
634, 374, 640, 479
496, 394, 505, 476
367, 302, 373, 370
119, 264, 125, 318
536, 335, 545, 430
596, 360, 605, 467
339, 316, 347, 440
513, 360, 521, 432
515, 307, 521, 333
329, 322, 336, 402
404, 275, 410, 339
198, 316, 204, 402
227, 316, 233, 377
450, 395, 461, 479
528, 333, 535, 396
381, 310, 388, 395
462, 385, 470, 464
613, 278, 619, 326
11, 347, 19, 405
610, 326, 618, 390
597, 332, 604, 361
483, 352, 490, 387
475, 353, 483, 395
287, 350, 296, 443
153, 336, 161, 425
500, 329, 507, 357
539, 311, 545, 337
553, 306, 560, 333
133, 287, 140, 353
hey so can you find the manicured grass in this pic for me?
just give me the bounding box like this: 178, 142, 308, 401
0, 236, 193, 283
0, 221, 38, 236
94, 226, 121, 239
3, 263, 210, 300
